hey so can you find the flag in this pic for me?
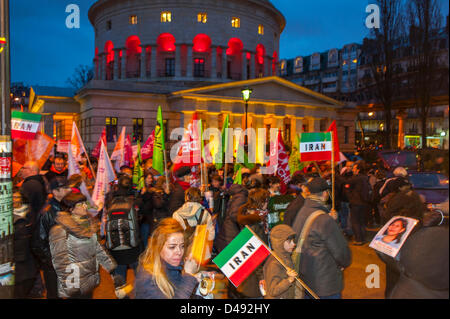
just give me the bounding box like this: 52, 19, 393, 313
268, 130, 291, 194
133, 141, 145, 191
11, 111, 42, 140
215, 114, 230, 170
152, 106, 166, 175
326, 120, 340, 163
91, 127, 107, 158
190, 224, 211, 266
289, 134, 302, 176
299, 132, 333, 162
124, 134, 134, 167
92, 141, 116, 210
233, 166, 242, 185
141, 130, 155, 161
172, 112, 202, 173
111, 127, 126, 172
213, 227, 270, 288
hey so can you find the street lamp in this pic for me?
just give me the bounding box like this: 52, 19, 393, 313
241, 88, 252, 147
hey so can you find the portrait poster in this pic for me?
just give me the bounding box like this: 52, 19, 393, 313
369, 216, 419, 258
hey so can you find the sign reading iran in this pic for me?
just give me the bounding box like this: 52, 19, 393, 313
300, 132, 333, 162
213, 227, 270, 288
11, 111, 42, 140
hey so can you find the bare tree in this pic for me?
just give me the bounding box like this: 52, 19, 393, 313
361, 0, 405, 149
406, 0, 447, 148
66, 64, 94, 91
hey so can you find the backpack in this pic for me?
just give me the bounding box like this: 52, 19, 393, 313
105, 196, 140, 251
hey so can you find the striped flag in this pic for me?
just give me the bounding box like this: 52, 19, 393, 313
213, 227, 270, 288
11, 111, 41, 140
300, 132, 333, 162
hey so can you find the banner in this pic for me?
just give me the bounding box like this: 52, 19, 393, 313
124, 134, 134, 168
11, 111, 41, 140
56, 140, 70, 154
300, 132, 332, 162
92, 141, 116, 210
132, 141, 145, 191
213, 227, 270, 288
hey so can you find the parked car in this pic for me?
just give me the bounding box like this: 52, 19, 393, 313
408, 171, 449, 205
378, 150, 418, 171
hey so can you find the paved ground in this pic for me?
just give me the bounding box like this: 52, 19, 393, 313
92, 230, 386, 299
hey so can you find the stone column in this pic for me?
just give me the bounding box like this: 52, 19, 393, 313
186, 45, 193, 78
221, 46, 227, 80
175, 44, 182, 78
211, 46, 217, 79
113, 49, 121, 80
150, 45, 157, 79
121, 48, 127, 79
242, 51, 247, 80
248, 51, 255, 79
140, 45, 148, 79
396, 110, 407, 150
308, 118, 321, 132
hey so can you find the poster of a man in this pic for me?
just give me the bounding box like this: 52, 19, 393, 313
369, 216, 419, 258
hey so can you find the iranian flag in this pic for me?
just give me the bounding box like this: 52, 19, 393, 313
11, 111, 42, 140
300, 132, 333, 162
213, 226, 270, 288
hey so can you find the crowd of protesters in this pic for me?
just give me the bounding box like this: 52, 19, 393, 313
11, 149, 449, 299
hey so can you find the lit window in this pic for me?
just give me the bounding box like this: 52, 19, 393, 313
258, 24, 264, 35
129, 15, 138, 25
231, 17, 240, 28
161, 11, 172, 23
197, 12, 207, 23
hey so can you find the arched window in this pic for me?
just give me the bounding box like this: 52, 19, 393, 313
157, 33, 176, 77
255, 44, 266, 78
104, 41, 114, 80
193, 34, 211, 77
125, 35, 142, 78
226, 38, 244, 80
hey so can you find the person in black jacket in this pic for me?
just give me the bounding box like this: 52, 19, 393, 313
31, 177, 72, 299
283, 174, 310, 227
347, 162, 372, 245
44, 155, 68, 183
169, 167, 191, 214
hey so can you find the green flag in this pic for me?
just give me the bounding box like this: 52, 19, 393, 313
289, 134, 302, 176
215, 114, 230, 170
153, 106, 165, 175
133, 140, 145, 190
233, 166, 242, 185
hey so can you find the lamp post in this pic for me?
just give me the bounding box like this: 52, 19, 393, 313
241, 88, 252, 148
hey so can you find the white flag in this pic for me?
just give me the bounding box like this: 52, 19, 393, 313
111, 127, 126, 173
92, 140, 116, 210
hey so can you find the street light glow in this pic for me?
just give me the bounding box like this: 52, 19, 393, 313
241, 88, 253, 102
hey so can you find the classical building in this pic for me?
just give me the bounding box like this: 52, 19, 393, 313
29, 0, 357, 155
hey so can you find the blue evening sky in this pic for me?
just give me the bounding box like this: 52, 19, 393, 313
10, 0, 449, 87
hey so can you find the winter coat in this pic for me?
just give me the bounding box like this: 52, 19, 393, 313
379, 176, 411, 200
13, 205, 38, 283
168, 182, 186, 215
346, 173, 371, 206
20, 175, 48, 227
214, 184, 248, 252
263, 224, 297, 299
389, 226, 449, 299
49, 212, 116, 298
291, 198, 352, 297
134, 261, 198, 299
44, 166, 68, 184
31, 198, 62, 267
283, 194, 306, 227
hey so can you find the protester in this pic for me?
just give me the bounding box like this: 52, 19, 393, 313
291, 177, 351, 299
263, 224, 299, 299
336, 166, 353, 237
134, 218, 201, 299
44, 154, 68, 183
169, 166, 191, 214
13, 190, 38, 298
49, 193, 117, 299
283, 174, 311, 226
31, 177, 72, 299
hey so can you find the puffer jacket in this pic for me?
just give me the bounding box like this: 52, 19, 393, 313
49, 212, 116, 298
214, 184, 248, 252
291, 198, 352, 297
263, 224, 298, 299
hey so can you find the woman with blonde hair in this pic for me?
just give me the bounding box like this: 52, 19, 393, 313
134, 218, 200, 299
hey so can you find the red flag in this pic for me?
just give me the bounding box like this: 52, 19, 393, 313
326, 120, 340, 163
141, 130, 155, 161
172, 113, 202, 173
269, 130, 291, 194
91, 127, 107, 158
124, 135, 134, 167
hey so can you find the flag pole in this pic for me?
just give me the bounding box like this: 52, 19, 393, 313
331, 132, 335, 211
244, 225, 320, 299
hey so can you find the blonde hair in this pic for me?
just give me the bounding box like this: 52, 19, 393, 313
138, 218, 185, 299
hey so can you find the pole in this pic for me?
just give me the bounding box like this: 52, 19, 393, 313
0, 0, 13, 299
244, 101, 248, 148
245, 226, 320, 299
331, 133, 335, 211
